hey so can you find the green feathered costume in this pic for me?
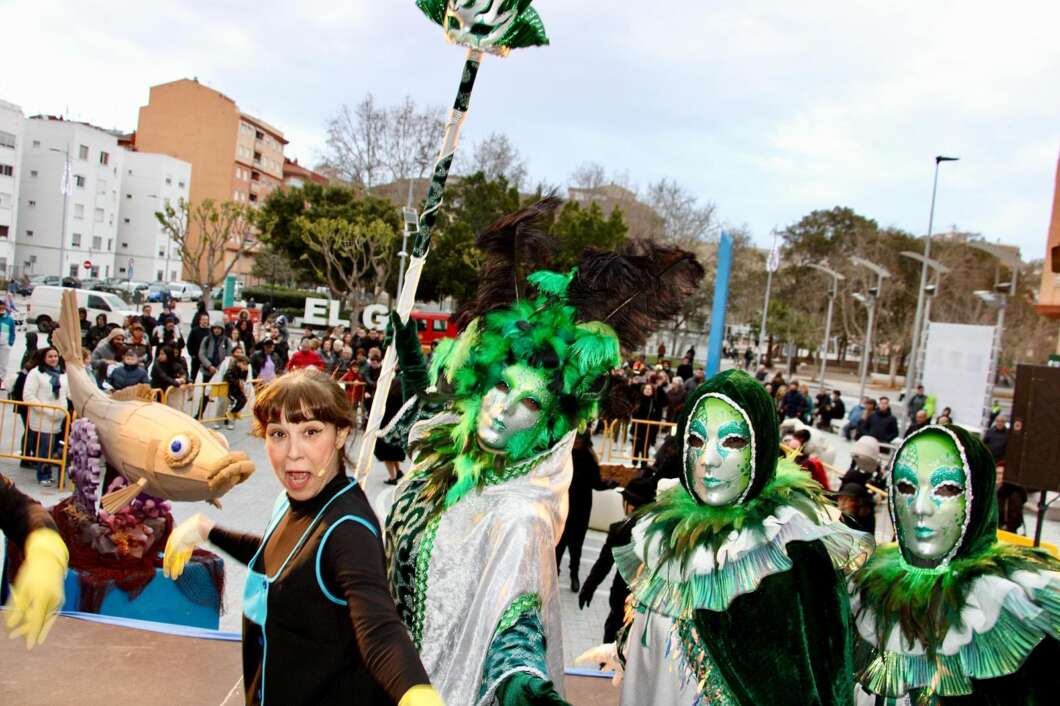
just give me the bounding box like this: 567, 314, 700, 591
613, 370, 874, 705
383, 197, 704, 706
851, 424, 1060, 705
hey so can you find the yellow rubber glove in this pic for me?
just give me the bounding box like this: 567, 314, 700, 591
163, 513, 212, 579
4, 528, 68, 649
398, 685, 446, 706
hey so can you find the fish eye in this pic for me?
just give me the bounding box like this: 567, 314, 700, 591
165, 433, 199, 467
895, 480, 917, 496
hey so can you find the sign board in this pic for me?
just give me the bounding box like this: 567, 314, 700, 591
920, 322, 995, 430
302, 298, 350, 328
362, 304, 388, 332
83, 260, 92, 270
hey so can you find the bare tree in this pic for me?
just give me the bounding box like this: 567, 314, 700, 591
155, 198, 254, 302
569, 161, 608, 190
323, 94, 386, 192
645, 178, 717, 246
298, 216, 397, 312
382, 96, 446, 184
466, 132, 528, 190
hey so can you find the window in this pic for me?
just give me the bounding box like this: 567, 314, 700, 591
178, 180, 185, 189
105, 265, 110, 277
26, 230, 33, 238
158, 247, 165, 256
72, 233, 82, 247
97, 179, 107, 195
156, 270, 163, 280
91, 266, 99, 277
94, 208, 104, 223
75, 175, 86, 188
28, 200, 36, 208
126, 193, 132, 199
0, 258, 7, 274
78, 145, 89, 160
74, 204, 85, 219
432, 319, 448, 332
92, 236, 102, 250
0, 131, 14, 149
29, 255, 36, 264
121, 241, 128, 248
107, 239, 112, 251
32, 140, 40, 148
109, 213, 114, 225
69, 264, 79, 278
165, 176, 172, 185
0, 164, 12, 177
123, 217, 130, 224
30, 170, 37, 178
0, 192, 10, 208
0, 225, 8, 238
99, 151, 109, 166
118, 266, 125, 274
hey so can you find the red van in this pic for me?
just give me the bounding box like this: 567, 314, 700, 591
410, 311, 456, 346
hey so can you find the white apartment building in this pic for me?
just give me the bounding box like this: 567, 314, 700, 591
116, 151, 190, 282
16, 117, 124, 279
0, 100, 24, 278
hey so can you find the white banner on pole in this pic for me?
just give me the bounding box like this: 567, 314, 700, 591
920, 322, 995, 430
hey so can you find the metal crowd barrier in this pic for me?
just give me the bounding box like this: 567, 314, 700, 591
0, 399, 72, 490
599, 418, 677, 466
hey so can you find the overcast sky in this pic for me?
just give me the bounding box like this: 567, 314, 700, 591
4, 1, 1058, 258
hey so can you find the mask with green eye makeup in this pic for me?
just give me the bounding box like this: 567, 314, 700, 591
683, 395, 754, 506
476, 364, 550, 453
891, 431, 968, 567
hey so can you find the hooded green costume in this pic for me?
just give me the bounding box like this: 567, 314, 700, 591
851, 424, 1060, 705
613, 370, 873, 705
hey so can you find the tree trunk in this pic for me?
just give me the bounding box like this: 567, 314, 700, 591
888, 345, 901, 387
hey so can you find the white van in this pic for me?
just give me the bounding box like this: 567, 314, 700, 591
27, 286, 137, 331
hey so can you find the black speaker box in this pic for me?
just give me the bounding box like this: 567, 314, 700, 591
1006, 364, 1060, 492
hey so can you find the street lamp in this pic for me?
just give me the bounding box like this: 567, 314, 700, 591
851, 256, 892, 402
898, 251, 950, 401
756, 233, 781, 366
48, 144, 72, 278
805, 263, 845, 394
968, 241, 1021, 427
904, 155, 959, 410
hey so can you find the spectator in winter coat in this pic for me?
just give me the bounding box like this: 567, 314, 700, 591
983, 415, 1009, 462
906, 384, 927, 420
157, 300, 181, 328
789, 428, 830, 490
854, 399, 877, 439
152, 318, 185, 357
108, 350, 150, 391
126, 324, 152, 368
85, 314, 110, 352
577, 476, 656, 642
236, 318, 256, 354
631, 383, 666, 466
221, 353, 250, 429
675, 356, 693, 381
837, 482, 876, 535
904, 409, 930, 438
23, 348, 69, 485
780, 382, 807, 420
150, 345, 188, 391
198, 322, 234, 382
250, 339, 284, 382
555, 434, 613, 591
185, 313, 212, 383
91, 329, 126, 383
861, 396, 899, 443
139, 305, 158, 338
287, 337, 326, 372
0, 299, 16, 389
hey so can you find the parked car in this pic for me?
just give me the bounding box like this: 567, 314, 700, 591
170, 281, 204, 302
27, 286, 137, 331
27, 275, 61, 294
146, 282, 172, 302
60, 276, 82, 288
80, 278, 105, 291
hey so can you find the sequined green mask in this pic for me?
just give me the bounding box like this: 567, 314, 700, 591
475, 363, 551, 454
683, 395, 754, 506
891, 431, 969, 568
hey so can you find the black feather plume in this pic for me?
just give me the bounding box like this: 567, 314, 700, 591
566, 239, 705, 351
454, 195, 560, 330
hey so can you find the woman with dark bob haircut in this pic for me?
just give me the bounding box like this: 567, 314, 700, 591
163, 369, 442, 706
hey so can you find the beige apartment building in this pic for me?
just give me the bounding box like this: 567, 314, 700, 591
133, 78, 286, 283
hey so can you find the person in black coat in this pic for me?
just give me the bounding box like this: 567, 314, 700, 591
185, 312, 212, 384
577, 476, 656, 642
861, 396, 899, 443
630, 382, 666, 466
556, 433, 612, 591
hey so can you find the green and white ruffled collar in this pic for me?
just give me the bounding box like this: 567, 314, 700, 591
853, 545, 1060, 698
615, 472, 873, 618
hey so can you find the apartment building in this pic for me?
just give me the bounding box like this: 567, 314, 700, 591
116, 150, 192, 282
0, 100, 24, 277
16, 117, 124, 279
134, 79, 287, 281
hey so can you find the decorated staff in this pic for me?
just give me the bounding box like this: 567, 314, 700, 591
355, 0, 550, 481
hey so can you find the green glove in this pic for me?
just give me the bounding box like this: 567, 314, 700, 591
4, 528, 68, 649
496, 672, 569, 706
387, 311, 430, 397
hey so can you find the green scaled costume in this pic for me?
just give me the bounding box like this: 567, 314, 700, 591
383, 197, 704, 706
613, 369, 874, 706
851, 424, 1060, 705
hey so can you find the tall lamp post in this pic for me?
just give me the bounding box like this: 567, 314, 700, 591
757, 233, 780, 366
899, 251, 950, 397
806, 263, 845, 395
48, 144, 72, 278
969, 242, 1021, 427
851, 256, 892, 402
904, 155, 959, 410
